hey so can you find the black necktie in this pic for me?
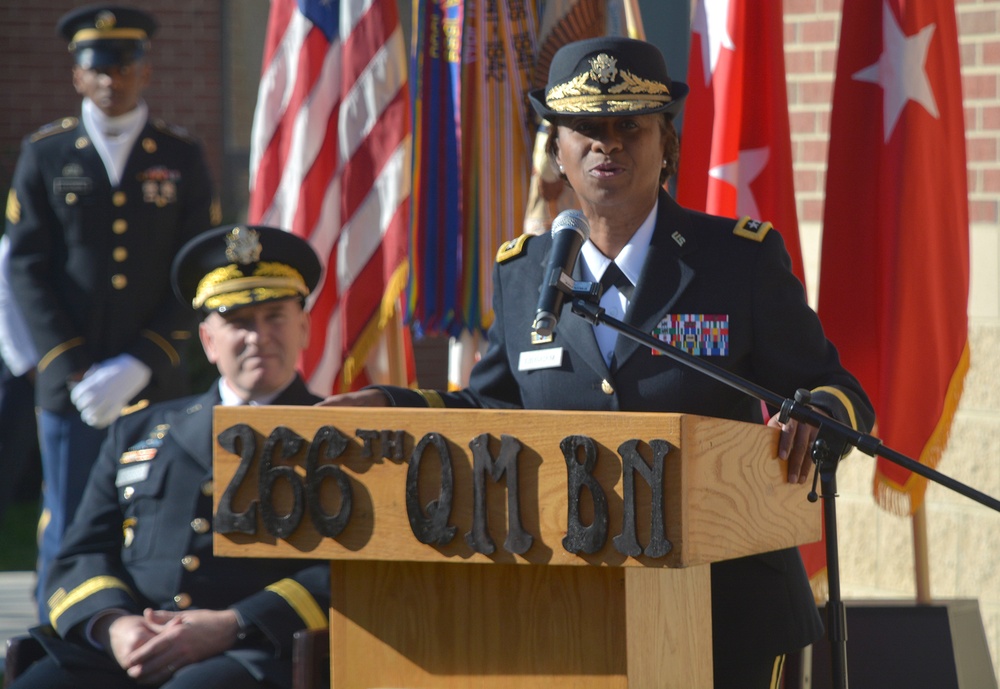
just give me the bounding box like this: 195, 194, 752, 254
600, 262, 634, 300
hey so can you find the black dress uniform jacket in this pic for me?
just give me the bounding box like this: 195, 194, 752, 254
32, 376, 329, 687
5, 116, 215, 413
378, 189, 875, 661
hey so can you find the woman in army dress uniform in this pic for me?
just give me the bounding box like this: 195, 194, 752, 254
321, 37, 875, 689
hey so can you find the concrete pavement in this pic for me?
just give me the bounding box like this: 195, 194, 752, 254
0, 571, 37, 662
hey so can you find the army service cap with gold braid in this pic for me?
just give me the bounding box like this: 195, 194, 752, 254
529, 36, 688, 120
57, 4, 157, 70
172, 225, 322, 314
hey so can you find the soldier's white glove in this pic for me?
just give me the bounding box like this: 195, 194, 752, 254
70, 354, 151, 429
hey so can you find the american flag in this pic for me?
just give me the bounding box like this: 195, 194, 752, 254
249, 0, 411, 394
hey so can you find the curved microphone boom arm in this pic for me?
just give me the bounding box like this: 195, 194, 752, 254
568, 286, 999, 689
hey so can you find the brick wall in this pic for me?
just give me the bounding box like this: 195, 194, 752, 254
786, 0, 1000, 679
0, 2, 224, 204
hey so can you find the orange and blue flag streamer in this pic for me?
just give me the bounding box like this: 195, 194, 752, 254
462, 0, 537, 333
408, 0, 539, 339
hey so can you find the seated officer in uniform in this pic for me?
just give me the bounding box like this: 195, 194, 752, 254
8, 226, 329, 689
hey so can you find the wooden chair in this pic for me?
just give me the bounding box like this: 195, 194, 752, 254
292, 628, 330, 689
3, 635, 44, 688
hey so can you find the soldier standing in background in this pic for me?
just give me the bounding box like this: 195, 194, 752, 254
4, 4, 218, 619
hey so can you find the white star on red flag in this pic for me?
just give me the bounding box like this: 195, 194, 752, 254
853, 1, 939, 140
709, 146, 770, 220
692, 0, 734, 85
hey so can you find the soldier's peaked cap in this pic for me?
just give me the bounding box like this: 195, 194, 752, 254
57, 5, 157, 69
529, 36, 688, 120
172, 225, 322, 314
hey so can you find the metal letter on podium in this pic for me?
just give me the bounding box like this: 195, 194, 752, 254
213, 407, 820, 689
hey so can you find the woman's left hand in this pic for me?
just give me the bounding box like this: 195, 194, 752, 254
768, 412, 823, 484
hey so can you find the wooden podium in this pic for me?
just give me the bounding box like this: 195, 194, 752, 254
213, 407, 820, 689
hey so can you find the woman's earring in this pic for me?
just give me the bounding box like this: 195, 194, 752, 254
558, 164, 565, 174
662, 159, 668, 168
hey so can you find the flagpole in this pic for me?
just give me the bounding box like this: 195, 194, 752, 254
913, 505, 932, 603
386, 310, 406, 386
623, 0, 646, 40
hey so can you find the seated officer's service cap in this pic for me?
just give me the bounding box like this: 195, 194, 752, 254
529, 36, 688, 120
57, 4, 157, 70
172, 225, 322, 314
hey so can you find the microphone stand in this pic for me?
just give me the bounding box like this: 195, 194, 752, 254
567, 288, 1000, 689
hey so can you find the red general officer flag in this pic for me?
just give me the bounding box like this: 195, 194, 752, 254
677, 0, 805, 284
819, 0, 970, 513
677, 0, 821, 592
249, 0, 412, 394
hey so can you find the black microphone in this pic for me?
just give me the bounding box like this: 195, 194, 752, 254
532, 209, 591, 338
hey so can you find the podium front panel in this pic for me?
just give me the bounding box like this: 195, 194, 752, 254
212, 407, 818, 688
212, 407, 819, 568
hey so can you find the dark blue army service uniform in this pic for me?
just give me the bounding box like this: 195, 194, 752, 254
376, 189, 876, 677
6, 115, 216, 414
5, 112, 217, 615
26, 376, 329, 688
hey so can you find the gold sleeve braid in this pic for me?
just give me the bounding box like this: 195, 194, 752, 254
811, 386, 860, 430
48, 576, 135, 632
141, 329, 181, 367
265, 579, 328, 630
415, 389, 445, 408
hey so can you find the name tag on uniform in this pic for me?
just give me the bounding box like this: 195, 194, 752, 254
53, 177, 92, 195
518, 347, 564, 371
116, 463, 151, 487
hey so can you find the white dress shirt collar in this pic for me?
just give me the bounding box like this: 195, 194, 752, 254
218, 377, 293, 406
578, 200, 658, 366
81, 99, 148, 187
